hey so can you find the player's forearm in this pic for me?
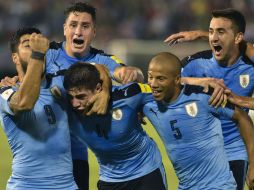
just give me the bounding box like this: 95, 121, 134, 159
229, 95, 254, 109
197, 30, 209, 40
181, 77, 209, 86
233, 108, 254, 164
95, 64, 111, 92
10, 58, 44, 112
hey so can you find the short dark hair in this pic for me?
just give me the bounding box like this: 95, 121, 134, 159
212, 8, 246, 33
64, 2, 96, 23
63, 62, 101, 91
10, 27, 41, 53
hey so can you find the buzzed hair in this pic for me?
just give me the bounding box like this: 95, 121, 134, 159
212, 8, 246, 34
150, 52, 182, 76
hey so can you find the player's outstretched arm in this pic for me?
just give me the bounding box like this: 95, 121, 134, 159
181, 77, 227, 107
9, 34, 49, 113
232, 107, 254, 190
225, 90, 254, 109
113, 66, 144, 84
164, 30, 209, 45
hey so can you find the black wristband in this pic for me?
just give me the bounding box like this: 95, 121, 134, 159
31, 51, 45, 61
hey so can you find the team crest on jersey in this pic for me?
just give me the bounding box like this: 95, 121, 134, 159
185, 102, 198, 117
50, 86, 61, 99
0, 88, 14, 100
239, 75, 249, 88
112, 108, 123, 120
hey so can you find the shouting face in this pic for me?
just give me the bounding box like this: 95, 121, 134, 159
209, 17, 242, 65
64, 11, 96, 58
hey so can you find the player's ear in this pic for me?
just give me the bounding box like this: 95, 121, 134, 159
175, 74, 181, 85
12, 53, 19, 65
95, 82, 102, 93
93, 28, 96, 38
12, 53, 25, 82
63, 23, 67, 36
235, 32, 243, 45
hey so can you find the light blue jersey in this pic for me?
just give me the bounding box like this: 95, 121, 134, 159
182, 50, 254, 161
70, 83, 163, 182
144, 85, 236, 190
0, 83, 77, 190
45, 42, 123, 160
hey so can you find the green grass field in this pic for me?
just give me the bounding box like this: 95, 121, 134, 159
0, 120, 248, 190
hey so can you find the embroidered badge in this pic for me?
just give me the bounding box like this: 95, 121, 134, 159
1, 88, 14, 100
239, 75, 249, 88
112, 108, 123, 120
185, 102, 198, 117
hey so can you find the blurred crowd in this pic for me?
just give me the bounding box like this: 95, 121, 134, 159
0, 0, 254, 75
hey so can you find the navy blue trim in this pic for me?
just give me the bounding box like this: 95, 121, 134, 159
181, 50, 212, 68
49, 41, 63, 50
112, 83, 141, 101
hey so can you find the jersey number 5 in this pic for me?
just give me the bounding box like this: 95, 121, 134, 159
170, 120, 182, 139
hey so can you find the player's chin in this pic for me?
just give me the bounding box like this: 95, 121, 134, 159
74, 108, 85, 115
152, 94, 163, 102
71, 45, 86, 53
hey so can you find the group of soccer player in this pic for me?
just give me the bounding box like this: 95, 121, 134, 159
0, 1, 254, 190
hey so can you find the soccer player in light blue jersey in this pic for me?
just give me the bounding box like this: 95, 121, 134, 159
144, 52, 254, 190
0, 28, 77, 189
164, 9, 254, 190
44, 3, 144, 189
63, 62, 166, 190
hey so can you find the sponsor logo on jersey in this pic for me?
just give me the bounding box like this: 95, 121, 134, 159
50, 86, 61, 99
185, 102, 198, 117
239, 74, 249, 88
112, 108, 123, 120
124, 88, 128, 96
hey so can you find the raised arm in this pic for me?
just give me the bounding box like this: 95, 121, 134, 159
164, 30, 254, 62
164, 30, 209, 45
9, 34, 49, 113
232, 107, 254, 189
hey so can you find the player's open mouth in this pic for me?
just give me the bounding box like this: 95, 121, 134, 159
74, 108, 85, 114
73, 38, 84, 47
152, 90, 162, 97
213, 45, 222, 54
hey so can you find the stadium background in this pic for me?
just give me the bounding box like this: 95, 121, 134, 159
0, 0, 253, 189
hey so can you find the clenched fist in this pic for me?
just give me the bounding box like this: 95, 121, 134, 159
29, 33, 49, 54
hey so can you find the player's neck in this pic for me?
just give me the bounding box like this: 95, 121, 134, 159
163, 86, 182, 104
64, 44, 90, 59
218, 49, 240, 67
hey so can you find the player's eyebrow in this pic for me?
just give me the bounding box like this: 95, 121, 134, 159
21, 39, 29, 44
